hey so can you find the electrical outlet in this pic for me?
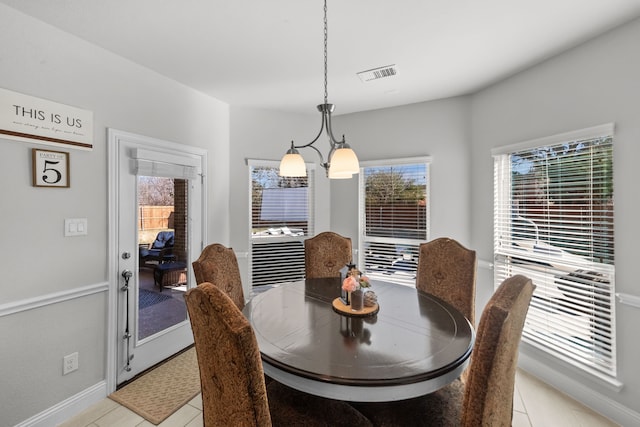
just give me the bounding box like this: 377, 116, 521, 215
63, 352, 79, 375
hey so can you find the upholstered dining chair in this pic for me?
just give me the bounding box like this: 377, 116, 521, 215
184, 282, 372, 427
351, 274, 535, 427
192, 243, 245, 310
416, 237, 477, 326
305, 231, 353, 279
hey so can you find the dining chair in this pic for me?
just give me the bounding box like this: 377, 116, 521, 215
305, 231, 353, 279
139, 230, 175, 267
184, 282, 372, 427
192, 243, 245, 310
351, 274, 535, 426
416, 237, 477, 326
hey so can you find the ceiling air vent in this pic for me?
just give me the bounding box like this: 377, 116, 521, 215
357, 65, 398, 82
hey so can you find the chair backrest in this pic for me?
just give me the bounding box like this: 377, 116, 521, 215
192, 243, 245, 310
416, 237, 477, 325
152, 230, 174, 249
304, 231, 352, 279
461, 274, 535, 427
184, 283, 272, 427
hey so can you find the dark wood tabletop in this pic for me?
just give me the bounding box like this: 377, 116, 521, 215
242, 278, 474, 402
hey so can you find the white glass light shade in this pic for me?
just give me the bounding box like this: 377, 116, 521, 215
329, 147, 359, 175
328, 168, 353, 179
279, 152, 307, 177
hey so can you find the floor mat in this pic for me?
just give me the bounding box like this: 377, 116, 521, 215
109, 347, 200, 425
138, 289, 172, 310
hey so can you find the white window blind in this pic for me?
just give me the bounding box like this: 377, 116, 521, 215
493, 125, 616, 382
248, 161, 314, 287
132, 148, 201, 179
359, 158, 430, 287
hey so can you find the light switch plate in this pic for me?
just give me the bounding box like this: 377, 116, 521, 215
65, 218, 88, 236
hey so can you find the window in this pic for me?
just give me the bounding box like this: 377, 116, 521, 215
248, 160, 314, 286
358, 158, 430, 286
493, 124, 616, 382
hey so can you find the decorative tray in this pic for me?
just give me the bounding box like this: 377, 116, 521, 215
332, 298, 379, 317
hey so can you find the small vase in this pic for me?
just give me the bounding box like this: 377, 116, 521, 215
364, 290, 377, 307
351, 288, 364, 311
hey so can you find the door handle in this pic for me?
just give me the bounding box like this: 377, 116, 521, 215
120, 268, 134, 372
121, 269, 133, 291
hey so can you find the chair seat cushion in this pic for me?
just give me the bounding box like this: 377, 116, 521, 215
153, 262, 187, 289
155, 261, 187, 272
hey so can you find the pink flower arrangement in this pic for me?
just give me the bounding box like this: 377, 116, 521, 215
342, 269, 371, 292
359, 275, 371, 288
342, 276, 359, 293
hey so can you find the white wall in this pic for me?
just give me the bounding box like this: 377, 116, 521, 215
328, 96, 481, 307
3, 1, 639, 424
0, 5, 230, 426
470, 17, 640, 425
229, 97, 472, 298
229, 106, 331, 292
330, 96, 472, 247
324, 17, 640, 423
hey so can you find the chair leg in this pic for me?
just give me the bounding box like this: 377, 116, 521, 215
153, 269, 162, 292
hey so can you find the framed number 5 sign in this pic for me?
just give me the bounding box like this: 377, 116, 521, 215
32, 148, 70, 188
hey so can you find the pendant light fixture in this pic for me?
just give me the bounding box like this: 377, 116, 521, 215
278, 0, 359, 179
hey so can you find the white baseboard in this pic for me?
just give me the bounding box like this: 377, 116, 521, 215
14, 381, 107, 427
518, 353, 640, 426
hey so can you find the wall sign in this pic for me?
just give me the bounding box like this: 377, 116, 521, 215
0, 87, 93, 150
32, 148, 70, 188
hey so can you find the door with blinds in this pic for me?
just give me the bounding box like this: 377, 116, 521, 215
109, 129, 206, 385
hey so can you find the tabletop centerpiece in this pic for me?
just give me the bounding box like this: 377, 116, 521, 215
334, 263, 378, 316
342, 264, 369, 308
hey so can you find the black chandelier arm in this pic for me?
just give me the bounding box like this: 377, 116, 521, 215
308, 142, 329, 168
292, 107, 328, 151
290, 121, 327, 168
291, 104, 346, 150
323, 108, 346, 147
281, 1, 356, 178
288, 103, 350, 173
290, 139, 328, 169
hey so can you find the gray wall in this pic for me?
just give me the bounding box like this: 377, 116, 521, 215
470, 17, 640, 423
229, 106, 332, 292
329, 96, 472, 246
0, 5, 230, 426
2, 0, 639, 424
229, 97, 472, 300
320, 16, 640, 425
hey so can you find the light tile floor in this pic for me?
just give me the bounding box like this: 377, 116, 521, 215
60, 369, 618, 427
512, 370, 619, 427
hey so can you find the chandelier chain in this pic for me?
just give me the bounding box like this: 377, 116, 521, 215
279, 0, 359, 178
323, 0, 328, 104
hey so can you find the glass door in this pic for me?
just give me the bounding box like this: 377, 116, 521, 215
111, 129, 205, 385
137, 176, 189, 340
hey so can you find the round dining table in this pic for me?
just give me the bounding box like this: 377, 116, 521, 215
242, 277, 474, 402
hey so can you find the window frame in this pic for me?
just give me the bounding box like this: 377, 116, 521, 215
492, 123, 617, 384
358, 157, 431, 287
247, 159, 315, 287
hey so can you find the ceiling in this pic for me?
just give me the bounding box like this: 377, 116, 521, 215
3, 0, 640, 115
